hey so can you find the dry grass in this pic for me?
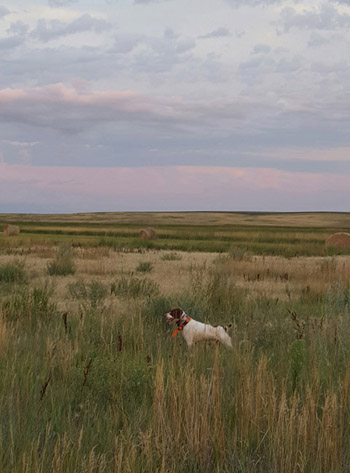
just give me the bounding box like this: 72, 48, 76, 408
1, 249, 349, 301
2, 211, 350, 227
2, 235, 350, 472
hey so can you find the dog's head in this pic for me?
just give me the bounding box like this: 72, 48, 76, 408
165, 307, 185, 323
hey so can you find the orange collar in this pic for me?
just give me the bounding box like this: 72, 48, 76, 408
172, 314, 191, 338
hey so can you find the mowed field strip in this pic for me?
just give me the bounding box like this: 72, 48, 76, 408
1, 211, 350, 257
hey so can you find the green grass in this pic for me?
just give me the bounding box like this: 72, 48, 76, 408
1, 265, 350, 471
1, 213, 350, 471
47, 242, 76, 276
0, 261, 26, 284
135, 261, 153, 273
160, 252, 182, 261
110, 276, 160, 299
1, 219, 350, 257
68, 280, 108, 309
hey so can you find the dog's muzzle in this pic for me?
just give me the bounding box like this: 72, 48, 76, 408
165, 313, 174, 323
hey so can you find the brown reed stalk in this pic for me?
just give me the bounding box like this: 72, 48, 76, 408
83, 359, 93, 387
62, 312, 68, 334
40, 374, 51, 401
289, 310, 305, 339
118, 333, 123, 352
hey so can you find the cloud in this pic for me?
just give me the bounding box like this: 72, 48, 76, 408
0, 83, 182, 133
1, 163, 350, 213
0, 83, 250, 138
0, 19, 28, 52
0, 35, 24, 50
239, 51, 303, 86
0, 45, 113, 87
252, 43, 271, 54
110, 34, 141, 54
280, 4, 350, 32
0, 6, 10, 18
48, 0, 78, 6
199, 27, 231, 39
308, 32, 329, 47
0, 26, 198, 88
2, 140, 39, 147
134, 0, 170, 4
31, 14, 112, 42
1, 80, 349, 158
129, 30, 196, 75
1, 141, 38, 165
225, 0, 282, 7
7, 21, 29, 37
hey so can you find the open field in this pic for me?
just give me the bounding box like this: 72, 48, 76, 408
1, 211, 350, 257
2, 211, 350, 227
1, 213, 350, 472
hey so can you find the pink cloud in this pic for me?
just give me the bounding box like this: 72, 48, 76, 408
1, 163, 350, 212
0, 88, 26, 103
0, 83, 180, 116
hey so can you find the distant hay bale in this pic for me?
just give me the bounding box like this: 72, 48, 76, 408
3, 225, 20, 236
139, 228, 157, 240
325, 232, 350, 248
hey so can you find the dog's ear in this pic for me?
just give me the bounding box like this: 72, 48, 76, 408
170, 307, 183, 320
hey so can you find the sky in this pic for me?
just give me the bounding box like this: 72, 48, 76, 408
0, 0, 349, 213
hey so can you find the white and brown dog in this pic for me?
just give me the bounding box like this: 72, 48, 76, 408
165, 307, 233, 349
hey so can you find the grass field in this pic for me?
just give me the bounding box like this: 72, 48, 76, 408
1, 211, 350, 257
1, 212, 350, 472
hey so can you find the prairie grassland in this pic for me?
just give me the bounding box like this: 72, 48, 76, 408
1, 211, 350, 257
1, 210, 350, 227
1, 216, 350, 472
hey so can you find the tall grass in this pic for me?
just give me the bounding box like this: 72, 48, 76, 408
47, 242, 76, 276
1, 244, 350, 471
0, 261, 26, 284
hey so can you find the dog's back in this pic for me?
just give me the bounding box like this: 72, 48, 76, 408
182, 319, 233, 348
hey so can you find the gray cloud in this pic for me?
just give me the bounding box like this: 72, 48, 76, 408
0, 0, 349, 200
110, 34, 141, 54
48, 0, 78, 6
134, 0, 169, 3
307, 32, 329, 47
0, 85, 184, 137
225, 0, 282, 7
281, 4, 350, 32
0, 35, 23, 50
130, 30, 196, 74
239, 52, 303, 85
0, 6, 10, 18
200, 53, 230, 83
0, 29, 196, 88
252, 43, 271, 54
0, 45, 114, 88
7, 21, 29, 37
31, 14, 111, 42
199, 27, 230, 39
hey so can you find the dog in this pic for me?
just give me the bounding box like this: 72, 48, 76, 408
165, 307, 233, 349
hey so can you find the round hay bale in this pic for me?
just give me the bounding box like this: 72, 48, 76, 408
139, 228, 157, 240
3, 224, 20, 236
325, 232, 350, 248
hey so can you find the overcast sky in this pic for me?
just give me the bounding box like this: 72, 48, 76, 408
0, 0, 349, 212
